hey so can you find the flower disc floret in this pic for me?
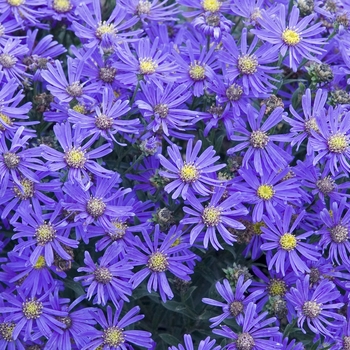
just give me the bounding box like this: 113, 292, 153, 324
147, 251, 169, 272
0, 322, 15, 342
110, 220, 128, 240
64, 147, 86, 168
180, 163, 199, 183
302, 300, 322, 318
154, 104, 169, 118
268, 279, 287, 297
253, 221, 265, 235
3, 152, 20, 169
257, 184, 274, 200
22, 299, 43, 319
0, 53, 16, 68
189, 63, 206, 81
328, 133, 348, 153
96, 22, 116, 39
7, 0, 23, 6
330, 224, 348, 243
237, 55, 258, 75
86, 197, 106, 218
202, 0, 221, 12
95, 114, 113, 130
136, 0, 152, 15
103, 326, 125, 347
304, 117, 319, 134
139, 58, 157, 75
53, 0, 72, 13
236, 332, 255, 350
14, 178, 34, 200
229, 301, 244, 317
66, 81, 83, 97
34, 256, 46, 269
282, 28, 301, 46
94, 267, 113, 284
99, 67, 117, 83
316, 176, 335, 194
279, 233, 297, 251
35, 223, 56, 245
250, 130, 269, 148
202, 206, 221, 226
343, 337, 350, 350
72, 104, 86, 114
226, 84, 243, 101
57, 316, 72, 329
0, 112, 13, 130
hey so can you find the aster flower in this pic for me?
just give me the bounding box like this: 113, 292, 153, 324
230, 0, 265, 26
0, 12, 23, 46
213, 302, 282, 349
319, 199, 350, 267
283, 88, 328, 155
74, 245, 133, 306
130, 225, 195, 302
68, 88, 139, 145
0, 286, 67, 341
228, 105, 292, 175
46, 0, 77, 21
83, 303, 153, 350
169, 334, 220, 350
309, 105, 350, 175
231, 167, 301, 222
261, 206, 321, 275
286, 275, 345, 337
181, 186, 248, 250
177, 0, 231, 17
158, 138, 225, 200
202, 276, 263, 327
40, 122, 113, 188
219, 29, 280, 97
12, 202, 79, 267
252, 5, 326, 72
329, 307, 350, 350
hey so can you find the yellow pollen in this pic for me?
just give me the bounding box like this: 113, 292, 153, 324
189, 64, 206, 81
251, 7, 262, 21
250, 130, 269, 148
64, 147, 86, 169
147, 251, 168, 272
96, 22, 116, 39
282, 28, 301, 46
7, 0, 24, 6
328, 133, 348, 153
53, 0, 72, 13
268, 279, 287, 296
86, 197, 106, 218
103, 327, 125, 347
304, 117, 319, 134
22, 299, 43, 319
72, 104, 86, 114
180, 163, 199, 183
0, 322, 15, 342
139, 58, 157, 75
202, 0, 221, 12
171, 237, 181, 247
13, 178, 34, 200
35, 223, 56, 246
329, 209, 333, 218
0, 112, 12, 131
202, 206, 221, 226
279, 233, 297, 251
237, 54, 258, 75
253, 221, 265, 235
34, 255, 46, 269
257, 184, 274, 200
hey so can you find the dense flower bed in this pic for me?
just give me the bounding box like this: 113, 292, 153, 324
0, 0, 350, 349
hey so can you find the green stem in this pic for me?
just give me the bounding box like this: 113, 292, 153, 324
130, 80, 140, 107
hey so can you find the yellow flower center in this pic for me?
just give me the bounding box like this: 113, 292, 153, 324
268, 279, 287, 296
13, 178, 34, 200
139, 58, 157, 75
0, 322, 15, 342
202, 0, 221, 12
237, 54, 258, 75
253, 221, 265, 235
96, 22, 116, 39
304, 117, 319, 134
53, 0, 72, 13
279, 233, 297, 251
7, 0, 24, 6
34, 255, 46, 269
22, 299, 43, 319
250, 130, 269, 148
282, 28, 301, 46
171, 237, 181, 247
328, 133, 348, 153
35, 223, 56, 246
110, 220, 128, 240
103, 326, 125, 347
189, 64, 206, 81
0, 112, 12, 131
86, 197, 106, 218
147, 251, 168, 272
64, 147, 86, 168
180, 163, 199, 183
72, 104, 86, 114
257, 184, 274, 200
202, 206, 221, 226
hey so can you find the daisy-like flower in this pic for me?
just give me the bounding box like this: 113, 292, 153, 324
0, 286, 67, 341
202, 276, 263, 327
319, 199, 350, 267
159, 138, 225, 200
181, 186, 248, 250
219, 28, 280, 97
228, 105, 292, 175
213, 302, 282, 349
177, 0, 231, 17
329, 308, 350, 350
74, 245, 133, 306
230, 0, 265, 26
0, 12, 23, 46
286, 275, 345, 337
83, 303, 153, 350
41, 122, 113, 188
283, 88, 327, 155
252, 5, 326, 72
169, 334, 220, 350
309, 105, 350, 175
68, 88, 139, 145
231, 167, 301, 222
261, 205, 321, 276
12, 202, 79, 267
129, 225, 196, 302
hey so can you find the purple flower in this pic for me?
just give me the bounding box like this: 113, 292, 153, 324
230, 0, 265, 27
213, 302, 282, 349
286, 275, 345, 337
83, 303, 153, 350
261, 206, 321, 275
129, 225, 195, 302
252, 5, 326, 72
181, 186, 248, 250
202, 276, 263, 327
159, 138, 225, 200
169, 334, 221, 350
219, 28, 280, 96
228, 105, 292, 175
0, 0, 46, 24
177, 0, 231, 17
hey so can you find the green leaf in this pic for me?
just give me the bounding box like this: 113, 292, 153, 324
159, 333, 180, 346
